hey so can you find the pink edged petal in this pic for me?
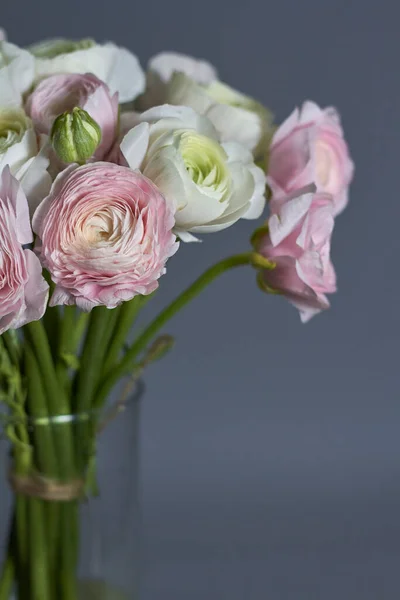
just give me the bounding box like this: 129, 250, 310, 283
271, 107, 300, 146
35, 163, 177, 309
0, 166, 32, 245
32, 163, 78, 236
18, 250, 49, 325
49, 286, 76, 308
299, 101, 324, 125
258, 184, 338, 323
292, 295, 330, 323
268, 191, 314, 247
268, 126, 313, 192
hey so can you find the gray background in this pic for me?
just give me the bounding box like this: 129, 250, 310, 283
2, 1, 400, 598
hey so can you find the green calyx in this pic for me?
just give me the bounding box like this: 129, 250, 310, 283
250, 224, 270, 251
51, 107, 101, 164
0, 108, 31, 154
256, 270, 281, 295
178, 131, 231, 201
28, 38, 96, 59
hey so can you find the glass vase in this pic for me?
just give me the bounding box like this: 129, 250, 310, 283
0, 380, 143, 600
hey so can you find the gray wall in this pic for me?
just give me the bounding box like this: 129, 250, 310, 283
2, 1, 399, 598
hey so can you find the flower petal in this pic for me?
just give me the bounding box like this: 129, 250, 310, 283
121, 122, 150, 170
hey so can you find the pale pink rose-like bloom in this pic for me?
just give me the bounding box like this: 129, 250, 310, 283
26, 73, 119, 159
0, 166, 49, 334
268, 101, 354, 216
33, 162, 179, 311
257, 186, 336, 322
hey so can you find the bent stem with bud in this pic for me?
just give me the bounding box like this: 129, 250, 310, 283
96, 251, 275, 405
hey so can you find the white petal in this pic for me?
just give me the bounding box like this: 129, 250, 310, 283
15, 142, 52, 216
173, 228, 201, 243
142, 146, 187, 212
148, 52, 218, 85
223, 141, 254, 165
206, 103, 263, 153
166, 72, 213, 114
120, 122, 150, 170
105, 44, 145, 103
35, 43, 145, 103
242, 164, 266, 219
0, 42, 35, 98
0, 71, 21, 106
0, 128, 37, 175
140, 104, 218, 142
189, 220, 237, 234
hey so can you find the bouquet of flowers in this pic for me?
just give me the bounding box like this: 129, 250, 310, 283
0, 30, 354, 600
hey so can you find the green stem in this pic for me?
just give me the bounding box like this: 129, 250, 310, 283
96, 252, 258, 405
29, 499, 52, 600
55, 306, 77, 390
25, 343, 58, 478
59, 502, 79, 600
0, 554, 14, 600
42, 306, 61, 359
2, 331, 20, 366
23, 320, 75, 480
103, 295, 146, 373
75, 306, 112, 414
74, 306, 113, 474
25, 341, 60, 592
71, 312, 90, 355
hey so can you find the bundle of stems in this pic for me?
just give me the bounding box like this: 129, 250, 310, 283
0, 251, 271, 600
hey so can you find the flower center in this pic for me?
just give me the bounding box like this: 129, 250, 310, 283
84, 209, 116, 245
179, 131, 231, 201
315, 139, 337, 191
0, 109, 30, 154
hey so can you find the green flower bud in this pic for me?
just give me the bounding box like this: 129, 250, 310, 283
142, 335, 175, 366
28, 38, 95, 59
51, 107, 101, 164
0, 108, 31, 155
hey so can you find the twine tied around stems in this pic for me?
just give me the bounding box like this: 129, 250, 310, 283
8, 471, 84, 501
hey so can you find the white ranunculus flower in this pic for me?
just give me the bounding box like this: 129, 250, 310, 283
0, 42, 35, 105
0, 106, 52, 212
33, 42, 145, 104
120, 105, 266, 241
165, 72, 273, 159
138, 51, 218, 110
0, 28, 6, 42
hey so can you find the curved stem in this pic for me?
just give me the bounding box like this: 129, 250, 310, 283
96, 252, 259, 405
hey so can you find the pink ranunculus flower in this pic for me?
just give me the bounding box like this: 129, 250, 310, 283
33, 162, 179, 311
0, 166, 49, 334
267, 101, 354, 216
26, 73, 119, 159
256, 185, 336, 322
